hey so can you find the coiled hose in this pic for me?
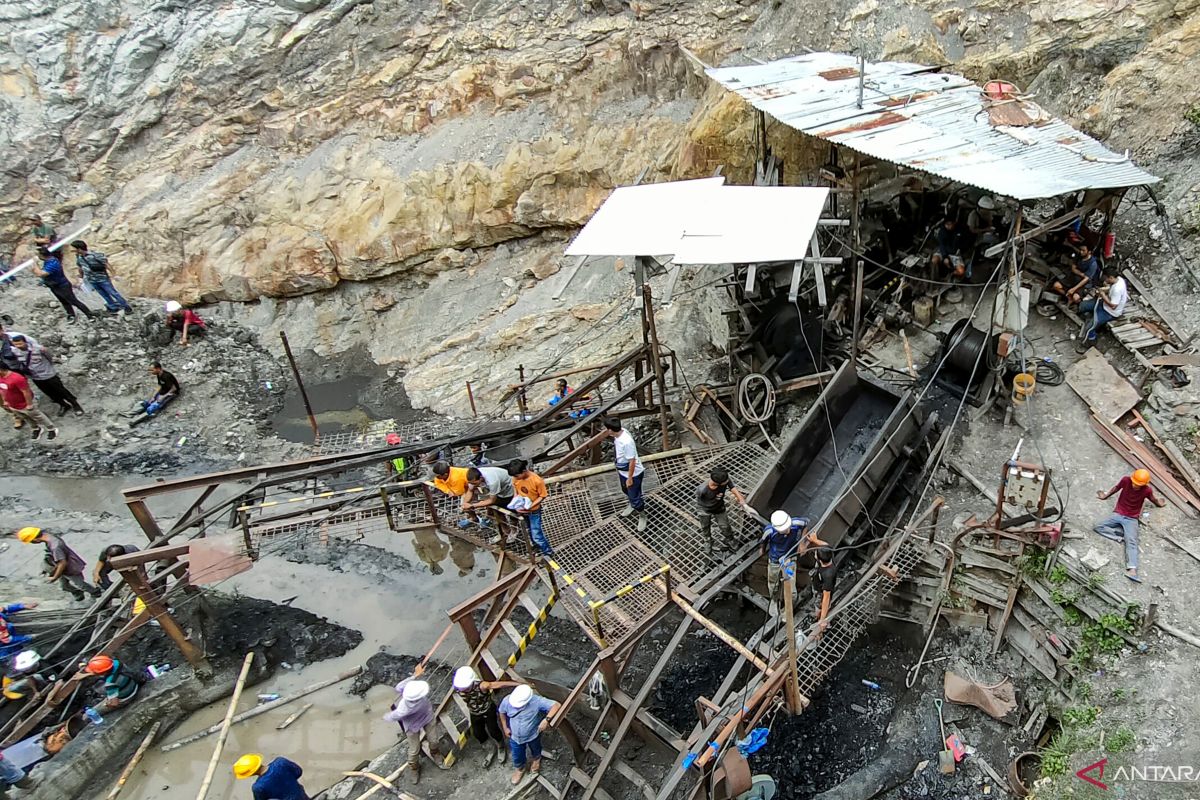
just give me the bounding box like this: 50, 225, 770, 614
737, 373, 780, 453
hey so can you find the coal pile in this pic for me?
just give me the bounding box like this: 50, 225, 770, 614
351, 652, 426, 695
747, 623, 915, 799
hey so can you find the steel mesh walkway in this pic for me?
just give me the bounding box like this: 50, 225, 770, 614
546, 442, 775, 645
791, 535, 932, 699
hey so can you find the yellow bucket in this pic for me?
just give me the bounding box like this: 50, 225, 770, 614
1012, 372, 1036, 404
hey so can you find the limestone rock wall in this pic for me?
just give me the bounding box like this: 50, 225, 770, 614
4, 0, 1198, 415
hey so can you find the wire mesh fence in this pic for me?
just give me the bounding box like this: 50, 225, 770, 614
311, 417, 468, 456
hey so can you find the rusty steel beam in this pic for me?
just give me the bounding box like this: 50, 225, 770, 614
118, 566, 208, 669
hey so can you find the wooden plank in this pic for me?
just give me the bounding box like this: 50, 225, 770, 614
1163, 441, 1200, 497
1123, 269, 1185, 343
1067, 349, 1141, 424
1088, 416, 1200, 517
1151, 353, 1200, 367
1163, 533, 1200, 566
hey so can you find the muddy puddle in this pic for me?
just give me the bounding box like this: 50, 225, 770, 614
0, 474, 198, 520
270, 373, 378, 443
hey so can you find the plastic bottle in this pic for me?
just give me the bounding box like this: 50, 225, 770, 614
861, 679, 881, 691
84, 707, 104, 725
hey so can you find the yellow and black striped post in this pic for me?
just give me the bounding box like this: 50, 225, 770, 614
506, 590, 558, 669
546, 558, 592, 603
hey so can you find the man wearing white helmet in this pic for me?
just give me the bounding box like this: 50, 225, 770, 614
760, 511, 825, 605
453, 666, 520, 768
164, 301, 207, 347
497, 684, 560, 785
382, 664, 451, 784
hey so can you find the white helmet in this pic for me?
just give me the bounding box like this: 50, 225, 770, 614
401, 680, 430, 701
509, 684, 533, 709
453, 666, 479, 691
12, 650, 40, 672
977, 195, 996, 210
770, 510, 791, 532
164, 300, 182, 314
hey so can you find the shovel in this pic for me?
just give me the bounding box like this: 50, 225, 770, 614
935, 699, 955, 775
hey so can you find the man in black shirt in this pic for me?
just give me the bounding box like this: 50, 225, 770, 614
94, 544, 140, 590
812, 547, 837, 636
130, 362, 181, 427
694, 468, 745, 556
146, 362, 180, 409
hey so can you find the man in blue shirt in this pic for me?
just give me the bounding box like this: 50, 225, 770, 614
234, 754, 309, 800
33, 247, 94, 323
498, 685, 560, 785
761, 510, 825, 605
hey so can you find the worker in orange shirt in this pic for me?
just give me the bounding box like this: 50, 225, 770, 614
432, 460, 476, 528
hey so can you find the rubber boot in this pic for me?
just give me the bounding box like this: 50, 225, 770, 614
620, 505, 635, 518
483, 742, 498, 768
636, 510, 648, 532
409, 762, 421, 785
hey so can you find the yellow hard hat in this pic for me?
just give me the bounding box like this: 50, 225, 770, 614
16, 527, 40, 543
233, 753, 263, 779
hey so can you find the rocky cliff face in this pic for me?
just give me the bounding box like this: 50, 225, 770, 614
3, 0, 1198, 413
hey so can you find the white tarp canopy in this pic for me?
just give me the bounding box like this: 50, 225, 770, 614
673, 185, 829, 264
564, 179, 830, 264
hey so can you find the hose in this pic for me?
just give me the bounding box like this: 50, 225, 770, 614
737, 373, 780, 453
1006, 354, 1065, 387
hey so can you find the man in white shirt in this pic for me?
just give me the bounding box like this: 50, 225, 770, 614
1078, 270, 1128, 351
604, 417, 647, 531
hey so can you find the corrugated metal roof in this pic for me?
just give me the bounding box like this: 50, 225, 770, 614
707, 53, 1158, 201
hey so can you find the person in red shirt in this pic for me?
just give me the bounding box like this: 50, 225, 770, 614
1095, 469, 1165, 583
164, 301, 207, 347
0, 367, 56, 440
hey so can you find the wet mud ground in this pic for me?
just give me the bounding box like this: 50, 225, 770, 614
73, 526, 496, 800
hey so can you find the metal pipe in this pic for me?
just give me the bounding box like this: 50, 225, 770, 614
0, 223, 92, 282
279, 331, 319, 442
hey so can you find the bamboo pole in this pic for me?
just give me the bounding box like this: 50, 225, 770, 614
105, 721, 162, 799
343, 770, 420, 799
417, 622, 456, 670
161, 666, 361, 751
671, 592, 772, 674
276, 703, 313, 731
196, 651, 255, 800
349, 764, 407, 800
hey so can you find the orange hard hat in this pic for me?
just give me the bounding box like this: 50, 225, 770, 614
1131, 469, 1151, 487
85, 655, 114, 675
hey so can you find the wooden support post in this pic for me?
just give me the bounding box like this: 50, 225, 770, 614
420, 483, 441, 526
782, 573, 801, 714
379, 487, 396, 531
239, 510, 255, 559
851, 259, 864, 361
119, 566, 208, 669
642, 284, 672, 451
126, 498, 164, 542
280, 331, 319, 443
195, 651, 254, 800
517, 365, 528, 418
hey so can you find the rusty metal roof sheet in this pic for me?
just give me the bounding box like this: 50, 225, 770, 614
707, 53, 1158, 201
